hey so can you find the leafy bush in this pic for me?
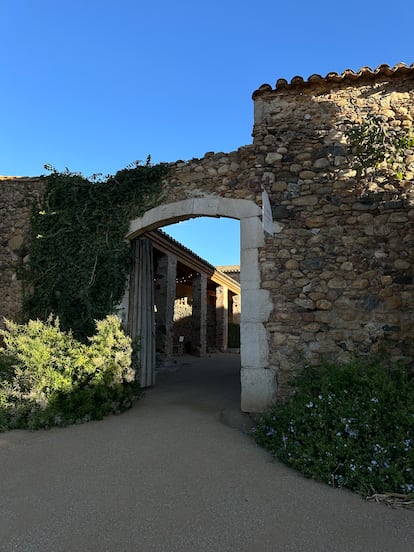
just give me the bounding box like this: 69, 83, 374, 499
0, 315, 141, 431
253, 357, 414, 498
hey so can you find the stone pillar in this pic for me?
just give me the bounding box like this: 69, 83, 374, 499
240, 215, 275, 412
215, 285, 229, 352
191, 273, 207, 356
232, 294, 241, 325
154, 253, 177, 357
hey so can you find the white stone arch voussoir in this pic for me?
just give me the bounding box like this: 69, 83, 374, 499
126, 196, 276, 412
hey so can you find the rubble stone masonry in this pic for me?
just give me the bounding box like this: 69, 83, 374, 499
251, 67, 414, 394
1, 64, 413, 399
0, 177, 45, 326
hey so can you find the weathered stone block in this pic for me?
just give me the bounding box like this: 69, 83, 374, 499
285, 259, 299, 270
241, 367, 277, 412
394, 259, 411, 269
351, 279, 369, 289
242, 289, 273, 324
241, 322, 269, 368
272, 332, 287, 346
265, 152, 283, 163
386, 296, 402, 309
292, 195, 318, 206
240, 216, 265, 249
305, 216, 325, 227
8, 235, 24, 251
316, 299, 332, 310
327, 277, 346, 289
314, 311, 332, 323
313, 158, 330, 169
294, 298, 315, 310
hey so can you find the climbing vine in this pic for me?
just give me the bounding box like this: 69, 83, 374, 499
23, 159, 170, 340
346, 114, 414, 180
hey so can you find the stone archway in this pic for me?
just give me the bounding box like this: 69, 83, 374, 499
125, 196, 276, 412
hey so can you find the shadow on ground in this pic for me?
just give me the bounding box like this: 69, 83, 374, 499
154, 353, 254, 434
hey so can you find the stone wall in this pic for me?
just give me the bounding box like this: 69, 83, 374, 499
145, 67, 414, 399
252, 69, 414, 394
173, 297, 192, 351
171, 295, 225, 354
0, 177, 45, 327
1, 64, 413, 402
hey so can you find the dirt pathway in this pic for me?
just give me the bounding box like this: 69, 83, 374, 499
1, 354, 412, 551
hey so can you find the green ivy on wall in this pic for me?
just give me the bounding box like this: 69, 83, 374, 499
23, 159, 170, 340
346, 114, 414, 180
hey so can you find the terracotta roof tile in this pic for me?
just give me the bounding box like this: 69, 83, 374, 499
252, 62, 414, 99
216, 265, 240, 273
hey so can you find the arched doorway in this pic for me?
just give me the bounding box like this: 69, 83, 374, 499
124, 196, 276, 412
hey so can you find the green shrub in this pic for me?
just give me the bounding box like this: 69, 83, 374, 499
253, 357, 414, 498
0, 315, 141, 431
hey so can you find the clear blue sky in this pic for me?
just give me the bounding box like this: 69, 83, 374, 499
1, 1, 412, 264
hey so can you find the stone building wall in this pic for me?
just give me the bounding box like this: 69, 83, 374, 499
0, 177, 45, 327
251, 67, 414, 394
1, 64, 413, 402
158, 66, 414, 397
173, 297, 192, 351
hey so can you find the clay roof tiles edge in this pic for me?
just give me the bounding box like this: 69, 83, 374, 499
252, 62, 414, 99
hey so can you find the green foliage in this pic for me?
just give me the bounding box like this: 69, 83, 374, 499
0, 315, 141, 431
23, 160, 170, 340
346, 114, 414, 180
253, 357, 414, 498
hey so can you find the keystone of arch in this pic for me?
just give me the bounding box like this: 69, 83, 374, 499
126, 197, 262, 240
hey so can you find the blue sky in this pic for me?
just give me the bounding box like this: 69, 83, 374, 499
1, 1, 413, 265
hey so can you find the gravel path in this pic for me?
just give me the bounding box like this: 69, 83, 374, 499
1, 354, 412, 551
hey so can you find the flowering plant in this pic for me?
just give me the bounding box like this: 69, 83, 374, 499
253, 356, 414, 501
